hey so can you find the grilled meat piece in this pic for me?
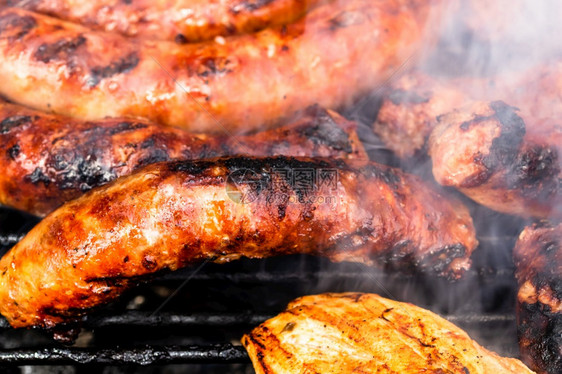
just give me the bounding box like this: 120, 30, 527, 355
1, 0, 326, 42
0, 102, 365, 217
373, 61, 562, 159
242, 293, 535, 373
429, 101, 561, 219
514, 223, 562, 374
0, 0, 436, 132
372, 71, 500, 158
0, 156, 477, 330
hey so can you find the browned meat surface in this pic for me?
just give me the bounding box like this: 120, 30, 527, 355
0, 102, 365, 216
0, 0, 438, 133
373, 71, 474, 158
0, 156, 477, 330
242, 293, 535, 373
373, 59, 562, 157
429, 101, 561, 219
1, 0, 326, 42
514, 223, 562, 374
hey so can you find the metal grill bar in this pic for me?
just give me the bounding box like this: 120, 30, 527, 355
0, 312, 514, 330
0, 345, 248, 366
0, 234, 24, 247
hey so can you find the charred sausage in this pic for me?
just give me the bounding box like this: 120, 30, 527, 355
0, 102, 365, 216
0, 0, 436, 132
0, 156, 477, 330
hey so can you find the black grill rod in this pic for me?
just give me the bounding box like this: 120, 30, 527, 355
0, 312, 515, 330
0, 345, 249, 366
0, 234, 24, 247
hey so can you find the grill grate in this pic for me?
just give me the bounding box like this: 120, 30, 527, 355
0, 190, 526, 371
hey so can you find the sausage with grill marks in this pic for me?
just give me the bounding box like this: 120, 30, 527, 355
0, 102, 365, 217
1, 0, 327, 42
0, 0, 437, 133
0, 156, 477, 332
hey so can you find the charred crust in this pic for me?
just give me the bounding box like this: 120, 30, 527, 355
108, 121, 148, 135
0, 12, 37, 41
88, 52, 140, 87
300, 106, 352, 152
174, 33, 188, 44
168, 159, 215, 176
364, 164, 401, 187
0, 115, 32, 134
33, 35, 87, 64
140, 136, 155, 149
425, 244, 467, 278
142, 255, 157, 271
485, 101, 526, 170
506, 145, 560, 201
373, 242, 466, 279
25, 167, 51, 186
459, 101, 526, 188
136, 149, 170, 167
387, 89, 430, 105
197, 57, 235, 78
517, 301, 562, 373
229, 0, 276, 14
6, 143, 20, 159
54, 156, 116, 192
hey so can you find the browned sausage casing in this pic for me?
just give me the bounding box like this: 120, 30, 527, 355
0, 102, 365, 216
1, 0, 326, 42
514, 223, 561, 374
0, 0, 437, 132
0, 156, 477, 329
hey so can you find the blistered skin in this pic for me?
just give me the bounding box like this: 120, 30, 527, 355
429, 101, 561, 219
0, 0, 436, 133
0, 156, 477, 330
0, 102, 365, 216
242, 293, 535, 373
514, 223, 561, 374
1, 0, 326, 42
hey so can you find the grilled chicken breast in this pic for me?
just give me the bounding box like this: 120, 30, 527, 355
0, 156, 477, 330
0, 0, 436, 133
0, 102, 365, 216
514, 223, 562, 374
1, 0, 326, 42
242, 293, 535, 373
429, 101, 561, 219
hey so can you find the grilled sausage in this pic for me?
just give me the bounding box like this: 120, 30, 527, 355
514, 223, 561, 374
0, 156, 477, 330
0, 102, 366, 216
1, 0, 326, 42
242, 293, 535, 373
429, 101, 561, 219
0, 0, 436, 133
